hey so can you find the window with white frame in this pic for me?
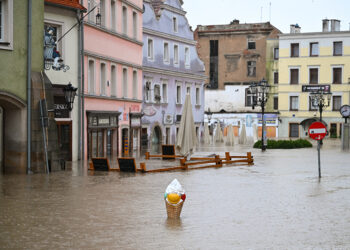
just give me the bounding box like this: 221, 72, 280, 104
176, 83, 182, 104
154, 84, 161, 103
173, 16, 178, 32
122, 6, 127, 35
332, 67, 342, 84
132, 70, 137, 99
333, 96, 342, 111
185, 47, 190, 67
245, 88, 257, 107
0, 0, 13, 49
132, 11, 137, 39
145, 80, 152, 102
111, 65, 117, 96
163, 42, 169, 63
309, 67, 318, 84
88, 0, 96, 22
147, 38, 154, 60
174, 44, 179, 65
100, 62, 106, 95
88, 60, 95, 94
310, 42, 319, 56
273, 47, 279, 60
309, 95, 318, 111
290, 96, 299, 111
162, 80, 168, 103
195, 86, 200, 105
100, 0, 106, 26
122, 68, 128, 98
110, 0, 116, 31
44, 23, 62, 55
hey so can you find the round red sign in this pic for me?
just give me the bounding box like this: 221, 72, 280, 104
308, 122, 327, 141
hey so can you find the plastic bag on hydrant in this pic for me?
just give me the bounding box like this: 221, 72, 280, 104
164, 179, 186, 204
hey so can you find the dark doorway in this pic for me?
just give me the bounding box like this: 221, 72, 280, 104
152, 126, 162, 153
57, 121, 72, 161
141, 128, 148, 153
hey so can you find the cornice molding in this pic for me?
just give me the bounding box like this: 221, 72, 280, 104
143, 66, 207, 81
143, 28, 196, 45
121, 0, 143, 12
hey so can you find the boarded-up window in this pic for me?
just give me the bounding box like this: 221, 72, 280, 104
333, 41, 342, 56
309, 68, 318, 84
289, 123, 299, 138
290, 69, 299, 84
291, 43, 299, 57
333, 67, 342, 84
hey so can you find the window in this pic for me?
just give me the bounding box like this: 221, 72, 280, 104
245, 88, 256, 107
132, 70, 137, 99
110, 0, 116, 31
176, 83, 181, 104
309, 96, 318, 111
310, 42, 319, 56
333, 67, 342, 84
248, 41, 256, 50
186, 84, 191, 94
44, 23, 62, 55
154, 84, 160, 103
100, 63, 106, 95
333, 96, 342, 111
0, 0, 13, 49
290, 68, 299, 84
88, 0, 95, 22
185, 47, 190, 67
132, 11, 137, 39
122, 68, 127, 98
196, 87, 200, 105
173, 17, 178, 32
145, 80, 151, 102
162, 81, 168, 103
100, 0, 106, 26
309, 68, 318, 84
274, 72, 278, 84
291, 43, 299, 57
147, 39, 153, 60
290, 96, 299, 111
273, 96, 278, 110
88, 60, 95, 94
273, 47, 279, 60
209, 40, 219, 89
111, 65, 117, 97
289, 123, 299, 138
122, 6, 127, 35
163, 42, 169, 63
333, 41, 342, 56
173, 44, 179, 65
247, 61, 256, 77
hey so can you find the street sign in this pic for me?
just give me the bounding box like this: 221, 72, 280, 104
308, 122, 327, 141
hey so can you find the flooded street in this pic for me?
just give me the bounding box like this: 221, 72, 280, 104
1, 141, 350, 249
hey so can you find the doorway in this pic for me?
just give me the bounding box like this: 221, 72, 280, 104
56, 121, 72, 161
152, 126, 162, 153
89, 130, 104, 159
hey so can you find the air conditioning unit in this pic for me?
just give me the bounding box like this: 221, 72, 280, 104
164, 114, 174, 125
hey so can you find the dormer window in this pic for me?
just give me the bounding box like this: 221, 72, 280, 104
173, 17, 178, 32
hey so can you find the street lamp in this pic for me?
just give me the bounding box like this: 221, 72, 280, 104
206, 108, 213, 134
96, 8, 102, 26
248, 78, 270, 151
64, 82, 78, 111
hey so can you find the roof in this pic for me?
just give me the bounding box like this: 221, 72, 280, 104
45, 0, 86, 12
196, 22, 281, 34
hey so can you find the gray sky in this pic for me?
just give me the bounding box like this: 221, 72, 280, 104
182, 0, 350, 33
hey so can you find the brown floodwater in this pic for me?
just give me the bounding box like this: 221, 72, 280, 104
1, 141, 350, 249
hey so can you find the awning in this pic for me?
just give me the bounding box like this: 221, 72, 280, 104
300, 118, 327, 127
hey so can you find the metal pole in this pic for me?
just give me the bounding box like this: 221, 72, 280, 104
261, 92, 266, 151
77, 11, 82, 161
317, 140, 321, 179
40, 101, 50, 174
319, 103, 323, 145
27, 0, 32, 174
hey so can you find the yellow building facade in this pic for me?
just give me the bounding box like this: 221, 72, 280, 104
278, 27, 350, 138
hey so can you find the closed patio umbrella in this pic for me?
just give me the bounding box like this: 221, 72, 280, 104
239, 124, 247, 144
215, 121, 224, 143
203, 122, 211, 144
226, 124, 234, 146
176, 94, 197, 157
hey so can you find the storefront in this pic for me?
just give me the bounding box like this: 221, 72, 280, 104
87, 111, 121, 159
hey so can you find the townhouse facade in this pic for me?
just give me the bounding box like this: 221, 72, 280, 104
83, 0, 143, 160
194, 20, 281, 140
142, 0, 206, 152
278, 20, 350, 138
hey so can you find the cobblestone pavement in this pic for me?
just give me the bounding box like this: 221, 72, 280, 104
0, 140, 349, 249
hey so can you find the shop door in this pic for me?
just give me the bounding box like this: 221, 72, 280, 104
90, 130, 104, 158
57, 121, 72, 161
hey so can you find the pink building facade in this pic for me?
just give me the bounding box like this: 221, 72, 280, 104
83, 0, 143, 160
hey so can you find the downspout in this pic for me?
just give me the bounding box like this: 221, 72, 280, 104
27, 0, 32, 174
81, 0, 85, 162
77, 10, 82, 160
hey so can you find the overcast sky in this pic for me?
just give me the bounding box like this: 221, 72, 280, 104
182, 0, 350, 33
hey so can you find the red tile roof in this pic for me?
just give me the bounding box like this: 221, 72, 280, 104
45, 0, 86, 11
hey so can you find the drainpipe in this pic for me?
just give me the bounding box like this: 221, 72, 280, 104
77, 10, 82, 161
27, 0, 32, 174
81, 0, 85, 162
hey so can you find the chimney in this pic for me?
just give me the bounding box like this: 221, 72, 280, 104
322, 19, 330, 32
230, 19, 240, 25
290, 24, 301, 33
330, 19, 340, 32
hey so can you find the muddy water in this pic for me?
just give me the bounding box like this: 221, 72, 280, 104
1, 141, 350, 249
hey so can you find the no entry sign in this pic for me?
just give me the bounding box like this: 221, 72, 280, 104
308, 122, 327, 141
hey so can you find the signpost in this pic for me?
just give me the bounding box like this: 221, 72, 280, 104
308, 122, 327, 179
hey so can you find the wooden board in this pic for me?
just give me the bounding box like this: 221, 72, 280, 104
162, 145, 175, 160
92, 158, 110, 171
118, 157, 137, 172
